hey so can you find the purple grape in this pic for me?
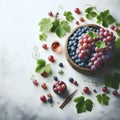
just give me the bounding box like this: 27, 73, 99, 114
91, 65, 97, 70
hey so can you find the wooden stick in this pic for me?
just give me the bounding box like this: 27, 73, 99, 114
59, 89, 77, 109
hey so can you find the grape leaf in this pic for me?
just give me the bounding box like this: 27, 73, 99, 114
85, 99, 93, 112
117, 31, 120, 37
115, 38, 120, 48
97, 10, 116, 27
96, 94, 110, 105
115, 22, 120, 27
104, 73, 120, 90
56, 20, 70, 38
44, 64, 52, 74
88, 31, 98, 39
95, 41, 106, 49
35, 59, 52, 76
74, 96, 84, 103
39, 33, 47, 41
39, 18, 53, 32
85, 7, 97, 20
74, 96, 93, 113
64, 11, 74, 22
51, 19, 59, 32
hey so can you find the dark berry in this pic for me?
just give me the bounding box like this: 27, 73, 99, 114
48, 98, 53, 103
42, 44, 48, 49
69, 77, 74, 83
83, 87, 90, 94
59, 62, 64, 67
75, 21, 80, 25
80, 17, 85, 22
93, 89, 97, 93
112, 90, 119, 96
48, 11, 53, 17
40, 95, 47, 102
41, 71, 48, 78
74, 81, 78, 86
74, 8, 81, 14
48, 55, 55, 62
102, 87, 109, 93
41, 83, 47, 89
53, 76, 58, 81
33, 79, 39, 86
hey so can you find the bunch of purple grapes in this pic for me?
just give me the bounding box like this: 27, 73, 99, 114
76, 27, 116, 71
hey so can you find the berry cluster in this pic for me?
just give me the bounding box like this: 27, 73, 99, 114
40, 93, 53, 103
67, 25, 116, 71
69, 77, 78, 86
53, 81, 67, 95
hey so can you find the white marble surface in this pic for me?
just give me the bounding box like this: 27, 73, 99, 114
0, 0, 120, 120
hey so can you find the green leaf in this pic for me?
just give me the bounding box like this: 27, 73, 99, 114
39, 18, 53, 32
96, 94, 110, 105
56, 26, 66, 38
37, 59, 46, 66
96, 15, 102, 24
74, 96, 84, 103
85, 99, 93, 112
86, 12, 97, 20
56, 20, 70, 38
76, 101, 86, 113
95, 41, 106, 49
51, 19, 59, 32
64, 11, 74, 22
74, 96, 93, 113
107, 15, 115, 24
88, 31, 98, 39
61, 20, 70, 32
85, 7, 94, 13
115, 38, 120, 48
117, 31, 120, 37
115, 22, 120, 27
44, 64, 52, 74
97, 10, 116, 27
35, 59, 46, 73
39, 33, 47, 41
58, 70, 64, 74
104, 73, 120, 90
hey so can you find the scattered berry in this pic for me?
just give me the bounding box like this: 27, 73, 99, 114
48, 97, 53, 103
114, 27, 119, 32
93, 89, 97, 93
74, 8, 81, 14
33, 79, 39, 86
48, 11, 53, 17
69, 77, 74, 83
112, 90, 119, 96
59, 62, 64, 67
48, 55, 55, 62
40, 95, 47, 102
83, 87, 90, 94
41, 83, 47, 89
75, 21, 80, 25
42, 43, 48, 49
41, 71, 48, 78
73, 80, 78, 86
80, 17, 85, 22
102, 87, 109, 93
47, 93, 52, 98
110, 25, 115, 30
53, 76, 58, 81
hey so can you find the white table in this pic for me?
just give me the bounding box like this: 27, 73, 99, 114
0, 0, 120, 120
